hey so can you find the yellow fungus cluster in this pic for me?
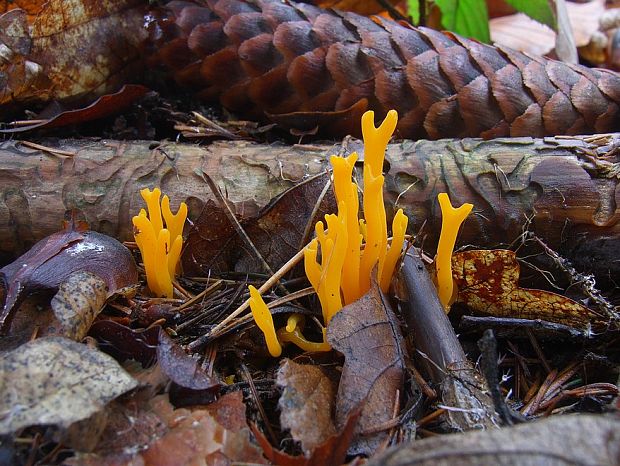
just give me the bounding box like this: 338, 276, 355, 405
250, 110, 409, 356
133, 188, 188, 299
248, 110, 473, 356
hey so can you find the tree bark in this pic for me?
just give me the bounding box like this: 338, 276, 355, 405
0, 134, 618, 286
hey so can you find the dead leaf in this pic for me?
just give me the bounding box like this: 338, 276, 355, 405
490, 0, 606, 56
140, 391, 267, 465
50, 271, 108, 340
184, 172, 335, 276
157, 330, 221, 407
0, 84, 149, 132
0, 1, 46, 19
327, 278, 405, 455
0, 223, 138, 333
0, 0, 147, 111
253, 406, 361, 466
0, 336, 138, 434
277, 359, 337, 455
452, 249, 601, 330
88, 320, 159, 367
366, 414, 620, 466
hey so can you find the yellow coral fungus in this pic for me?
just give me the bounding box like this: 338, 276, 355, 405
133, 188, 187, 299
436, 193, 473, 311
278, 315, 331, 353
250, 109, 410, 357
248, 285, 282, 357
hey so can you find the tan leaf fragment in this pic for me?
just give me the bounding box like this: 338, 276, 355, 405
277, 359, 337, 455
0, 336, 138, 434
327, 278, 405, 455
50, 271, 108, 341
452, 249, 601, 330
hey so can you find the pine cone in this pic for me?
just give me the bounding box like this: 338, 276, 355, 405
145, 0, 620, 139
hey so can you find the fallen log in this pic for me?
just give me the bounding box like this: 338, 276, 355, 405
0, 134, 618, 287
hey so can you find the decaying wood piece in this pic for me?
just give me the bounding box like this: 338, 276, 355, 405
366, 414, 620, 466
145, 0, 620, 139
400, 247, 498, 431
0, 134, 618, 286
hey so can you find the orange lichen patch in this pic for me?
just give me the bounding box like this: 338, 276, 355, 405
436, 193, 473, 311
452, 249, 599, 330
133, 188, 187, 299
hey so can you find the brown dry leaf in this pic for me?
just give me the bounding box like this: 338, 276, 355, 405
0, 0, 147, 111
50, 271, 108, 341
366, 413, 620, 466
140, 391, 267, 466
184, 172, 335, 276
157, 330, 221, 406
277, 359, 337, 455
0, 336, 138, 434
0, 223, 138, 333
490, 0, 606, 56
327, 278, 405, 455
452, 249, 601, 330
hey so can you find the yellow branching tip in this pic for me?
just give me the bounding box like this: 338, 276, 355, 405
436, 192, 473, 311
248, 286, 282, 357
132, 188, 187, 299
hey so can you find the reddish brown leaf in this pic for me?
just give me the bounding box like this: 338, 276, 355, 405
157, 330, 221, 406
452, 249, 602, 330
277, 359, 337, 454
0, 84, 149, 132
327, 278, 405, 455
0, 0, 147, 111
252, 406, 360, 466
140, 391, 267, 465
0, 222, 138, 332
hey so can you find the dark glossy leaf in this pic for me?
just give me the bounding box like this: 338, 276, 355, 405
0, 222, 138, 332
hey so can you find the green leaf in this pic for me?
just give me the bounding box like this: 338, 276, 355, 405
434, 0, 491, 43
504, 0, 556, 29
407, 0, 420, 24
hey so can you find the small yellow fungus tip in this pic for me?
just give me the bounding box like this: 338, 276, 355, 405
132, 188, 187, 299
248, 286, 282, 357
436, 193, 473, 311
278, 315, 331, 353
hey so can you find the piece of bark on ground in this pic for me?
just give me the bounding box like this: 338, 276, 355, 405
0, 134, 618, 288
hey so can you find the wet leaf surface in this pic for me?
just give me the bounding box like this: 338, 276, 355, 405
0, 336, 138, 434
0, 223, 137, 332
327, 278, 405, 455
277, 359, 337, 454
452, 249, 601, 330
